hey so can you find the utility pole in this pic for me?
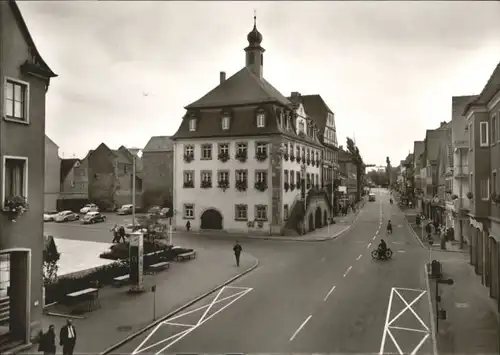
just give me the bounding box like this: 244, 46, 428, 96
132, 155, 136, 227
458, 149, 464, 249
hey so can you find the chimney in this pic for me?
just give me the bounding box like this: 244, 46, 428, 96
220, 71, 226, 84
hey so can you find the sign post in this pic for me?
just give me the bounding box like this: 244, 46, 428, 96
129, 231, 145, 293
151, 285, 157, 320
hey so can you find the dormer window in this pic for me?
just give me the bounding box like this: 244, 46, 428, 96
222, 116, 230, 130
189, 118, 197, 132
299, 121, 305, 133
257, 112, 265, 128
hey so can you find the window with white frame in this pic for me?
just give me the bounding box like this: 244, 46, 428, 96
218, 171, 229, 182
237, 143, 247, 154
184, 145, 194, 156
480, 122, 489, 147
201, 171, 212, 182
222, 116, 230, 130
256, 112, 265, 127
4, 158, 27, 199
255, 205, 268, 221
219, 143, 229, 155
480, 178, 489, 200
189, 118, 196, 132
255, 171, 267, 183
236, 169, 247, 182
286, 117, 290, 130
284, 170, 289, 183
183, 204, 194, 219
492, 114, 497, 144
235, 204, 248, 220
290, 171, 295, 184
256, 143, 267, 154
284, 204, 289, 221
296, 146, 300, 157
201, 144, 212, 159
299, 121, 305, 133
4, 79, 28, 122
183, 171, 193, 183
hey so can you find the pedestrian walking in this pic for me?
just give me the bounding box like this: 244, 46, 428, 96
233, 241, 242, 267
186, 220, 191, 232
59, 319, 76, 355
118, 225, 126, 243
38, 324, 56, 355
111, 224, 119, 243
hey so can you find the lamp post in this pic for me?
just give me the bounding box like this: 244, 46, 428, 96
132, 155, 136, 227
301, 163, 307, 234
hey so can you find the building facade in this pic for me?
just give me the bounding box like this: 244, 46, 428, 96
44, 135, 60, 212
142, 136, 174, 208
172, 18, 330, 236
0, 0, 57, 350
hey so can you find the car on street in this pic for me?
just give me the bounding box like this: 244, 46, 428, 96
54, 211, 80, 223
82, 211, 106, 224
117, 204, 134, 215
80, 203, 99, 214
147, 206, 171, 218
368, 193, 376, 202
43, 211, 59, 222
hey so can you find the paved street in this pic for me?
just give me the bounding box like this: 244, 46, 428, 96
112, 189, 434, 354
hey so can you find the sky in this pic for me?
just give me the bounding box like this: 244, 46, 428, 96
17, 1, 500, 166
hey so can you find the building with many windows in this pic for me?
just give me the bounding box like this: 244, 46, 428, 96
172, 17, 331, 235
0, 0, 57, 351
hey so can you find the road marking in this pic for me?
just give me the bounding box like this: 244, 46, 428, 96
398, 250, 406, 253
324, 285, 336, 301
367, 243, 372, 248
289, 315, 312, 342
343, 266, 352, 277
375, 230, 379, 235
356, 254, 362, 260
372, 236, 376, 240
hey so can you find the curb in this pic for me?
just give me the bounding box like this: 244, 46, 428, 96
423, 264, 439, 355
99, 258, 259, 355
404, 215, 468, 254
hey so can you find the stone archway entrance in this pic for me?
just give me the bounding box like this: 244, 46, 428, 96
308, 214, 314, 232
200, 209, 223, 230
315, 207, 322, 228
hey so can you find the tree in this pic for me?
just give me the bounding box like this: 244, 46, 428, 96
367, 169, 389, 187
346, 137, 365, 202
386, 156, 392, 185
43, 235, 61, 286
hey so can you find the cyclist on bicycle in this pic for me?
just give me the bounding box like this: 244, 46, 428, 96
378, 239, 388, 259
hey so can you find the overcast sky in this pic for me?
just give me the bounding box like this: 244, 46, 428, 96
18, 1, 500, 166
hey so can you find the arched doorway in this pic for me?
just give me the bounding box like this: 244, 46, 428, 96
323, 210, 328, 226
308, 214, 314, 232
200, 209, 223, 230
315, 207, 322, 228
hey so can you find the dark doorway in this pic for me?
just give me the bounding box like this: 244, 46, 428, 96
308, 214, 314, 232
323, 210, 328, 225
315, 207, 322, 228
200, 209, 223, 230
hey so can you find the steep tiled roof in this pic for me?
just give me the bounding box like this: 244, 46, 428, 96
8, 0, 57, 77
143, 136, 174, 152
185, 67, 290, 109
464, 61, 500, 114
298, 94, 333, 132
413, 141, 425, 165
60, 158, 78, 182
425, 129, 448, 162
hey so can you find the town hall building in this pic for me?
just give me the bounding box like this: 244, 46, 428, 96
172, 17, 331, 235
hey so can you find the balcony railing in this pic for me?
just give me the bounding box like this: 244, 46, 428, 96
454, 165, 469, 178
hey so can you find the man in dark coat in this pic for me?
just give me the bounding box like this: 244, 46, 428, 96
59, 319, 76, 355
233, 241, 242, 267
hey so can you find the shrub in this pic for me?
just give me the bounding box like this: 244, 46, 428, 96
100, 241, 169, 260
43, 235, 61, 287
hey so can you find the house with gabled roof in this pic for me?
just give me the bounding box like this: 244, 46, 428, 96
142, 136, 174, 208
44, 135, 61, 211
0, 0, 57, 350
172, 16, 330, 235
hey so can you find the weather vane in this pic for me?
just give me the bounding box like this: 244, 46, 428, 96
254, 9, 256, 25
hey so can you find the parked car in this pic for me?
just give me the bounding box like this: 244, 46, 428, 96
123, 223, 147, 236
117, 204, 134, 215
82, 211, 106, 224
368, 193, 376, 202
80, 203, 99, 214
43, 211, 59, 222
147, 206, 170, 218
54, 211, 80, 223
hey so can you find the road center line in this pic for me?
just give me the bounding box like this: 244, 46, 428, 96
289, 315, 312, 342
356, 254, 362, 260
375, 230, 379, 235
343, 266, 352, 277
324, 285, 336, 301
367, 242, 372, 248
372, 236, 376, 240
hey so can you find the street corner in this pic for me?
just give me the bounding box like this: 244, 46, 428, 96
113, 285, 253, 355
379, 287, 434, 355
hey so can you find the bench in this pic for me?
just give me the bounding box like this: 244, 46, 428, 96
176, 251, 196, 261
66, 288, 100, 313
148, 261, 170, 272
113, 274, 130, 287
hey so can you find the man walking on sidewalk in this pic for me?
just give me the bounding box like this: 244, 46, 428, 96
233, 241, 242, 267
59, 319, 76, 355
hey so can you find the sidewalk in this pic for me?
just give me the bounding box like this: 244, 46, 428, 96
428, 251, 499, 354
405, 208, 467, 253
21, 246, 258, 355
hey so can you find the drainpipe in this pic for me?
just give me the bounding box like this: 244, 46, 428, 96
459, 149, 464, 249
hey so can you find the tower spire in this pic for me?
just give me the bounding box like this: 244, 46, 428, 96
245, 11, 265, 78
254, 9, 257, 27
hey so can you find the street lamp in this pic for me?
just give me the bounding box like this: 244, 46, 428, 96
132, 154, 136, 227
301, 163, 307, 234
435, 277, 454, 332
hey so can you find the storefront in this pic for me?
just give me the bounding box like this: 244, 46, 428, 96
0, 249, 31, 352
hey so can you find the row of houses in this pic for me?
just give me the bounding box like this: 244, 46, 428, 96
399, 61, 500, 314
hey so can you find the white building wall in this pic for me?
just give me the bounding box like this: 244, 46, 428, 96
173, 137, 272, 233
